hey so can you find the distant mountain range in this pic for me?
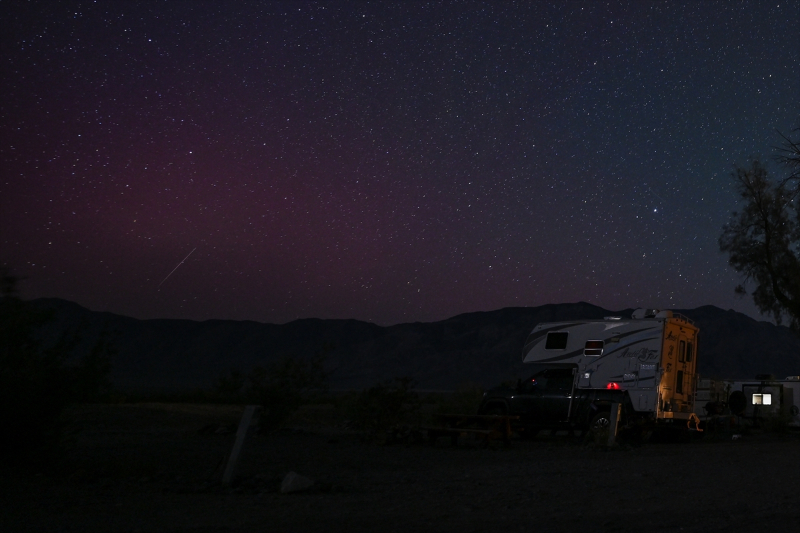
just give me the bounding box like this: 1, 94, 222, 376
29, 298, 800, 392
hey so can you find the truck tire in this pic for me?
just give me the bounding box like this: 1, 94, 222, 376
588, 411, 611, 433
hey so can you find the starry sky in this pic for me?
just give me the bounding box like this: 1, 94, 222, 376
2, 1, 799, 326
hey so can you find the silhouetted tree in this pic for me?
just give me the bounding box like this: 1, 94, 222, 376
249, 352, 328, 429
66, 326, 115, 402
1, 269, 73, 461
775, 128, 800, 182
215, 368, 246, 401
0, 268, 115, 466
719, 127, 800, 331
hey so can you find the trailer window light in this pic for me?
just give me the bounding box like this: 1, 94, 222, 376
606, 382, 621, 390
752, 393, 772, 405
584, 340, 603, 356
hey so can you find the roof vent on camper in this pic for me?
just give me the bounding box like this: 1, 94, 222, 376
631, 308, 659, 319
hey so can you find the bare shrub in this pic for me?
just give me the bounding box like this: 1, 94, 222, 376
249, 353, 327, 431
350, 377, 421, 434
432, 382, 485, 415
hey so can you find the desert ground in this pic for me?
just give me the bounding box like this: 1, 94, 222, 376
2, 403, 799, 533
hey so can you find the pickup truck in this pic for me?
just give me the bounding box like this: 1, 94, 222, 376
478, 309, 701, 437
478, 367, 629, 437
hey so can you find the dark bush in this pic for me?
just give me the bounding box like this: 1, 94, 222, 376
432, 382, 485, 416
215, 368, 246, 402
351, 377, 421, 433
65, 327, 115, 403
249, 353, 327, 430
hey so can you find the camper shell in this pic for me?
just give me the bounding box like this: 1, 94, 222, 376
521, 308, 700, 422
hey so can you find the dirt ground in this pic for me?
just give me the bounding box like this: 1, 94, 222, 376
2, 403, 799, 533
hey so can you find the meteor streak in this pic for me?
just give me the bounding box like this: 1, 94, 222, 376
158, 247, 197, 289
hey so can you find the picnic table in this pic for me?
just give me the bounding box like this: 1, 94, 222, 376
423, 413, 519, 447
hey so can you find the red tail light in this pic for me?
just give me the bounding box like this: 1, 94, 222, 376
606, 382, 621, 390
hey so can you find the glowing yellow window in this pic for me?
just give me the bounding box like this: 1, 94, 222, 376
752, 393, 772, 405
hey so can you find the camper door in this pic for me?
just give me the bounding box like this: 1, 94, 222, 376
659, 322, 698, 413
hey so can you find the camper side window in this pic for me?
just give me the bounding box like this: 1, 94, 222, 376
753, 393, 772, 405
686, 342, 693, 363
584, 340, 603, 356
545, 332, 568, 350
679, 340, 686, 362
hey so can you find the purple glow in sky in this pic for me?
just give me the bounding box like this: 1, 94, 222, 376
2, 1, 799, 325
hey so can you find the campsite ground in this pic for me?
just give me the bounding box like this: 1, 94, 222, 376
2, 403, 799, 533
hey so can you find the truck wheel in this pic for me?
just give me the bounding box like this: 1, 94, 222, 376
588, 411, 611, 432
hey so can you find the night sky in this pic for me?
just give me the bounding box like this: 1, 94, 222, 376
2, 1, 799, 326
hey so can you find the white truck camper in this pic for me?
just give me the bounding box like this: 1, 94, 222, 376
521, 308, 700, 425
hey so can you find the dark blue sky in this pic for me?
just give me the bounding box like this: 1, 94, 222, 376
2, 1, 799, 325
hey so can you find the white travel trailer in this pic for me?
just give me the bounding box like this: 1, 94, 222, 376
726, 376, 800, 427
521, 308, 700, 425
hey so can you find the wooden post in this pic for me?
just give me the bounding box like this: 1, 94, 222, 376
607, 402, 622, 447
222, 405, 258, 486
